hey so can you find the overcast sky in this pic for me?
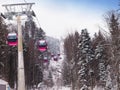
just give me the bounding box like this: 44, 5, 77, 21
0, 0, 119, 39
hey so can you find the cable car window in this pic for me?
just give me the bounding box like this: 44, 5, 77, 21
38, 41, 47, 46
8, 35, 17, 39
7, 35, 17, 42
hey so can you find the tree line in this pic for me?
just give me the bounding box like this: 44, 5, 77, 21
62, 11, 120, 90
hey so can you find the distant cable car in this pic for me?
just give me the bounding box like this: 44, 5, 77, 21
51, 54, 54, 57
38, 40, 47, 52
57, 53, 62, 59
43, 57, 48, 63
7, 32, 18, 46
53, 56, 58, 61
44, 59, 48, 63
57, 53, 60, 56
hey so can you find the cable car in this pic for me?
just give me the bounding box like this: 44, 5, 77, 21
51, 54, 54, 57
57, 53, 60, 56
53, 56, 58, 61
43, 57, 48, 63
7, 32, 18, 46
44, 59, 48, 63
38, 40, 47, 52
57, 53, 62, 59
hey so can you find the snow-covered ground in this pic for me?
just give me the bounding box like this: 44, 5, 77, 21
93, 86, 104, 90
49, 86, 70, 90
48, 54, 64, 89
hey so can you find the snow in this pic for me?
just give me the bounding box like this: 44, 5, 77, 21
36, 53, 71, 90
8, 32, 17, 36
93, 86, 104, 90
49, 54, 63, 84
39, 40, 46, 44
50, 86, 70, 90
31, 86, 71, 90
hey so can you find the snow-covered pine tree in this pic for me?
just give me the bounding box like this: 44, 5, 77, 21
95, 45, 106, 87
78, 29, 94, 90
105, 11, 120, 90
92, 30, 110, 89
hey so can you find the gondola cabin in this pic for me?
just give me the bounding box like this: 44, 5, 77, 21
38, 40, 47, 52
51, 54, 54, 57
53, 56, 58, 61
44, 59, 48, 63
43, 57, 48, 63
7, 32, 18, 46
57, 53, 60, 56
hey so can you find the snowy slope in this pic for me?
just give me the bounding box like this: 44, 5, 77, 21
46, 40, 71, 90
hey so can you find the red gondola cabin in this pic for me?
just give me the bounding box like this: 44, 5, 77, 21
53, 56, 58, 61
38, 40, 47, 52
43, 57, 48, 63
7, 32, 18, 46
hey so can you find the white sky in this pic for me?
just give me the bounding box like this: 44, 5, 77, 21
0, 0, 118, 39
33, 1, 105, 39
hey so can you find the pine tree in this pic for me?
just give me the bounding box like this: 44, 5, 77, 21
105, 11, 120, 90
92, 30, 110, 89
78, 29, 94, 89
95, 45, 106, 86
